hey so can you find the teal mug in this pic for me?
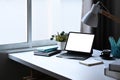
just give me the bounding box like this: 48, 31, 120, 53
109, 37, 120, 58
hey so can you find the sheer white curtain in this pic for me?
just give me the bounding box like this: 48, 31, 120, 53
81, 0, 92, 33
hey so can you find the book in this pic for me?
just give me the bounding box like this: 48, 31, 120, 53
79, 58, 103, 66
104, 67, 120, 80
34, 46, 58, 53
109, 60, 120, 72
34, 50, 61, 57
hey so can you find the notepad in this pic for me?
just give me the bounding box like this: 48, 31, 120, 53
79, 58, 103, 66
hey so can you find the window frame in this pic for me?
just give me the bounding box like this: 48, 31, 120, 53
0, 0, 56, 51
0, 0, 90, 52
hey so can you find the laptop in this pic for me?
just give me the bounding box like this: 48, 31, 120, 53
57, 32, 95, 60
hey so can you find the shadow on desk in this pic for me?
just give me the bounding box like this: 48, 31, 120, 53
22, 68, 58, 80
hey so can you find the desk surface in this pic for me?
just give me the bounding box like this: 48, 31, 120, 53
9, 50, 116, 80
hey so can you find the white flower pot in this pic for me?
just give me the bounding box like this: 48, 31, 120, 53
57, 42, 66, 50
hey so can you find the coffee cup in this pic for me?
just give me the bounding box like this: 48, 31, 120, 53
100, 49, 111, 58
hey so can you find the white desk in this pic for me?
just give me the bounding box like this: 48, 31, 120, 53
8, 50, 116, 80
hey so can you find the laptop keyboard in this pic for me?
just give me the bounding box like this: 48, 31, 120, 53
57, 52, 89, 60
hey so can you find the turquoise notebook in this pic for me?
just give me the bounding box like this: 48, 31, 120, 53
35, 46, 58, 53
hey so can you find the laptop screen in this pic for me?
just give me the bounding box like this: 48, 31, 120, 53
65, 32, 95, 53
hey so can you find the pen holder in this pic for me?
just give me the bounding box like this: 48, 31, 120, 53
109, 37, 120, 58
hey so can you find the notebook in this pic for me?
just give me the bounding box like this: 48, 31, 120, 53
79, 58, 103, 66
57, 32, 95, 60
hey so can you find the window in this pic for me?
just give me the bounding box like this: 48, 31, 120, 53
32, 0, 82, 41
0, 0, 82, 51
0, 0, 27, 45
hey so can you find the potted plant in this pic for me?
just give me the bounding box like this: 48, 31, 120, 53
50, 31, 68, 50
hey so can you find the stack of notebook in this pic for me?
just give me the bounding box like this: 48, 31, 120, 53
34, 46, 60, 57
104, 59, 120, 79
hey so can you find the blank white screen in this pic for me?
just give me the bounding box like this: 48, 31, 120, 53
65, 33, 94, 53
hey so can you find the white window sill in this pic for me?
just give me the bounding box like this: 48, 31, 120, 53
0, 45, 57, 53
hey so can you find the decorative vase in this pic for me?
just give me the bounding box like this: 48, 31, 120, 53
57, 42, 66, 50
109, 37, 120, 58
